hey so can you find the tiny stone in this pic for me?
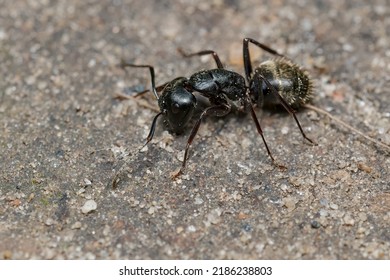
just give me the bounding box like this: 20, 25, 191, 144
81, 200, 97, 214
37, 81, 47, 90
319, 209, 328, 217
148, 207, 155, 215
357, 162, 372, 173
358, 212, 367, 222
242, 224, 252, 232
71, 221, 82, 229
103, 225, 110, 236
45, 218, 55, 226
25, 75, 36, 85
343, 214, 355, 226
77, 188, 86, 195
43, 248, 56, 259
280, 184, 289, 191
238, 212, 249, 220
283, 197, 297, 211
83, 178, 92, 186
207, 208, 222, 225
281, 126, 289, 135
319, 198, 328, 207
240, 233, 251, 243
318, 216, 329, 227
176, 226, 184, 234
187, 225, 196, 232
311, 220, 321, 229
329, 203, 338, 210
28, 193, 35, 202
194, 196, 204, 205
357, 227, 366, 234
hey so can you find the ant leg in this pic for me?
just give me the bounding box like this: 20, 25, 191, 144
119, 59, 159, 100
116, 82, 170, 101
132, 82, 169, 98
119, 60, 166, 140
245, 94, 278, 165
172, 104, 231, 178
258, 74, 316, 145
177, 48, 224, 69
243, 37, 285, 82
140, 112, 163, 150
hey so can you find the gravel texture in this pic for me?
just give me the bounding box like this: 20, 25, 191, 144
1, 0, 389, 259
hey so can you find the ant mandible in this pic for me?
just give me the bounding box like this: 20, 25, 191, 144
119, 38, 315, 178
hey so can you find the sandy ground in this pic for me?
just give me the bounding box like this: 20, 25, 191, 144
0, 0, 389, 259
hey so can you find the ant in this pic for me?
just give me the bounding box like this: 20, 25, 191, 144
117, 38, 315, 182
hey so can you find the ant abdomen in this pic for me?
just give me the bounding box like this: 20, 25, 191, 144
250, 58, 313, 109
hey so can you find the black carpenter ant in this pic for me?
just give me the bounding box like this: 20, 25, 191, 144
118, 38, 315, 180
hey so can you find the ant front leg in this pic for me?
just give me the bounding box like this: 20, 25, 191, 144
243, 38, 285, 83
118, 60, 166, 146
131, 83, 169, 98
172, 103, 231, 178
119, 59, 160, 100
177, 48, 225, 69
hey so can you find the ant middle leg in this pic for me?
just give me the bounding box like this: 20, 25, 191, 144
177, 48, 224, 69
172, 103, 231, 178
244, 94, 278, 165
243, 37, 286, 82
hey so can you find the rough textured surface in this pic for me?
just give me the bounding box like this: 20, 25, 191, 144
1, 0, 389, 259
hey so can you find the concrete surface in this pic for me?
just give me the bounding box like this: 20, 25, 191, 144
0, 0, 389, 259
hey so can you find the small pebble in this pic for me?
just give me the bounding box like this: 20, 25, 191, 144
238, 212, 249, 220
357, 162, 372, 173
283, 197, 297, 211
358, 212, 367, 222
329, 203, 338, 210
71, 221, 82, 229
194, 196, 204, 205
148, 207, 155, 215
242, 224, 252, 232
45, 218, 55, 226
176, 226, 184, 234
187, 225, 196, 232
81, 200, 97, 214
311, 220, 321, 229
28, 193, 35, 202
281, 126, 289, 135
206, 208, 222, 225
83, 178, 92, 186
319, 198, 328, 207
319, 209, 328, 217
343, 214, 355, 226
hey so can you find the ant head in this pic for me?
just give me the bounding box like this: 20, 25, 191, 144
158, 77, 197, 133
